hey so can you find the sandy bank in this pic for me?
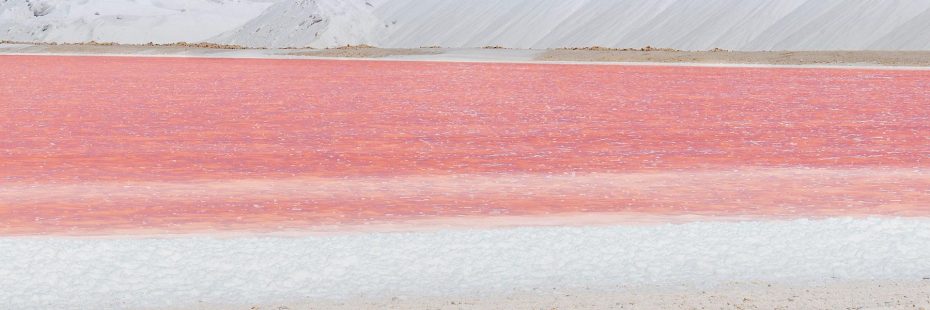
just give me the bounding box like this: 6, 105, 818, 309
539, 49, 930, 67
7, 43, 930, 67
256, 280, 930, 309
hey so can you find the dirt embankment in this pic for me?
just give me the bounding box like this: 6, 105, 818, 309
0, 41, 442, 59
538, 49, 930, 66
5, 41, 930, 66
0, 41, 257, 55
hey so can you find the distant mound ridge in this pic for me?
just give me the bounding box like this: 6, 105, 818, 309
3, 0, 930, 50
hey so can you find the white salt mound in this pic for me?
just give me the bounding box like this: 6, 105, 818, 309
2, 217, 930, 309
3, 0, 930, 50
0, 0, 273, 44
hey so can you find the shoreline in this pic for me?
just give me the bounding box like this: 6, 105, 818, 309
6, 43, 930, 69
9, 213, 928, 239
5, 168, 929, 236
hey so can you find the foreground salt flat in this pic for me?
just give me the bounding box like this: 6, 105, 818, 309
3, 218, 930, 309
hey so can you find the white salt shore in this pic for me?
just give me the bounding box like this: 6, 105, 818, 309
3, 217, 930, 309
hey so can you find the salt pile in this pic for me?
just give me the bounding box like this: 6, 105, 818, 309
0, 0, 272, 44
3, 0, 930, 50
